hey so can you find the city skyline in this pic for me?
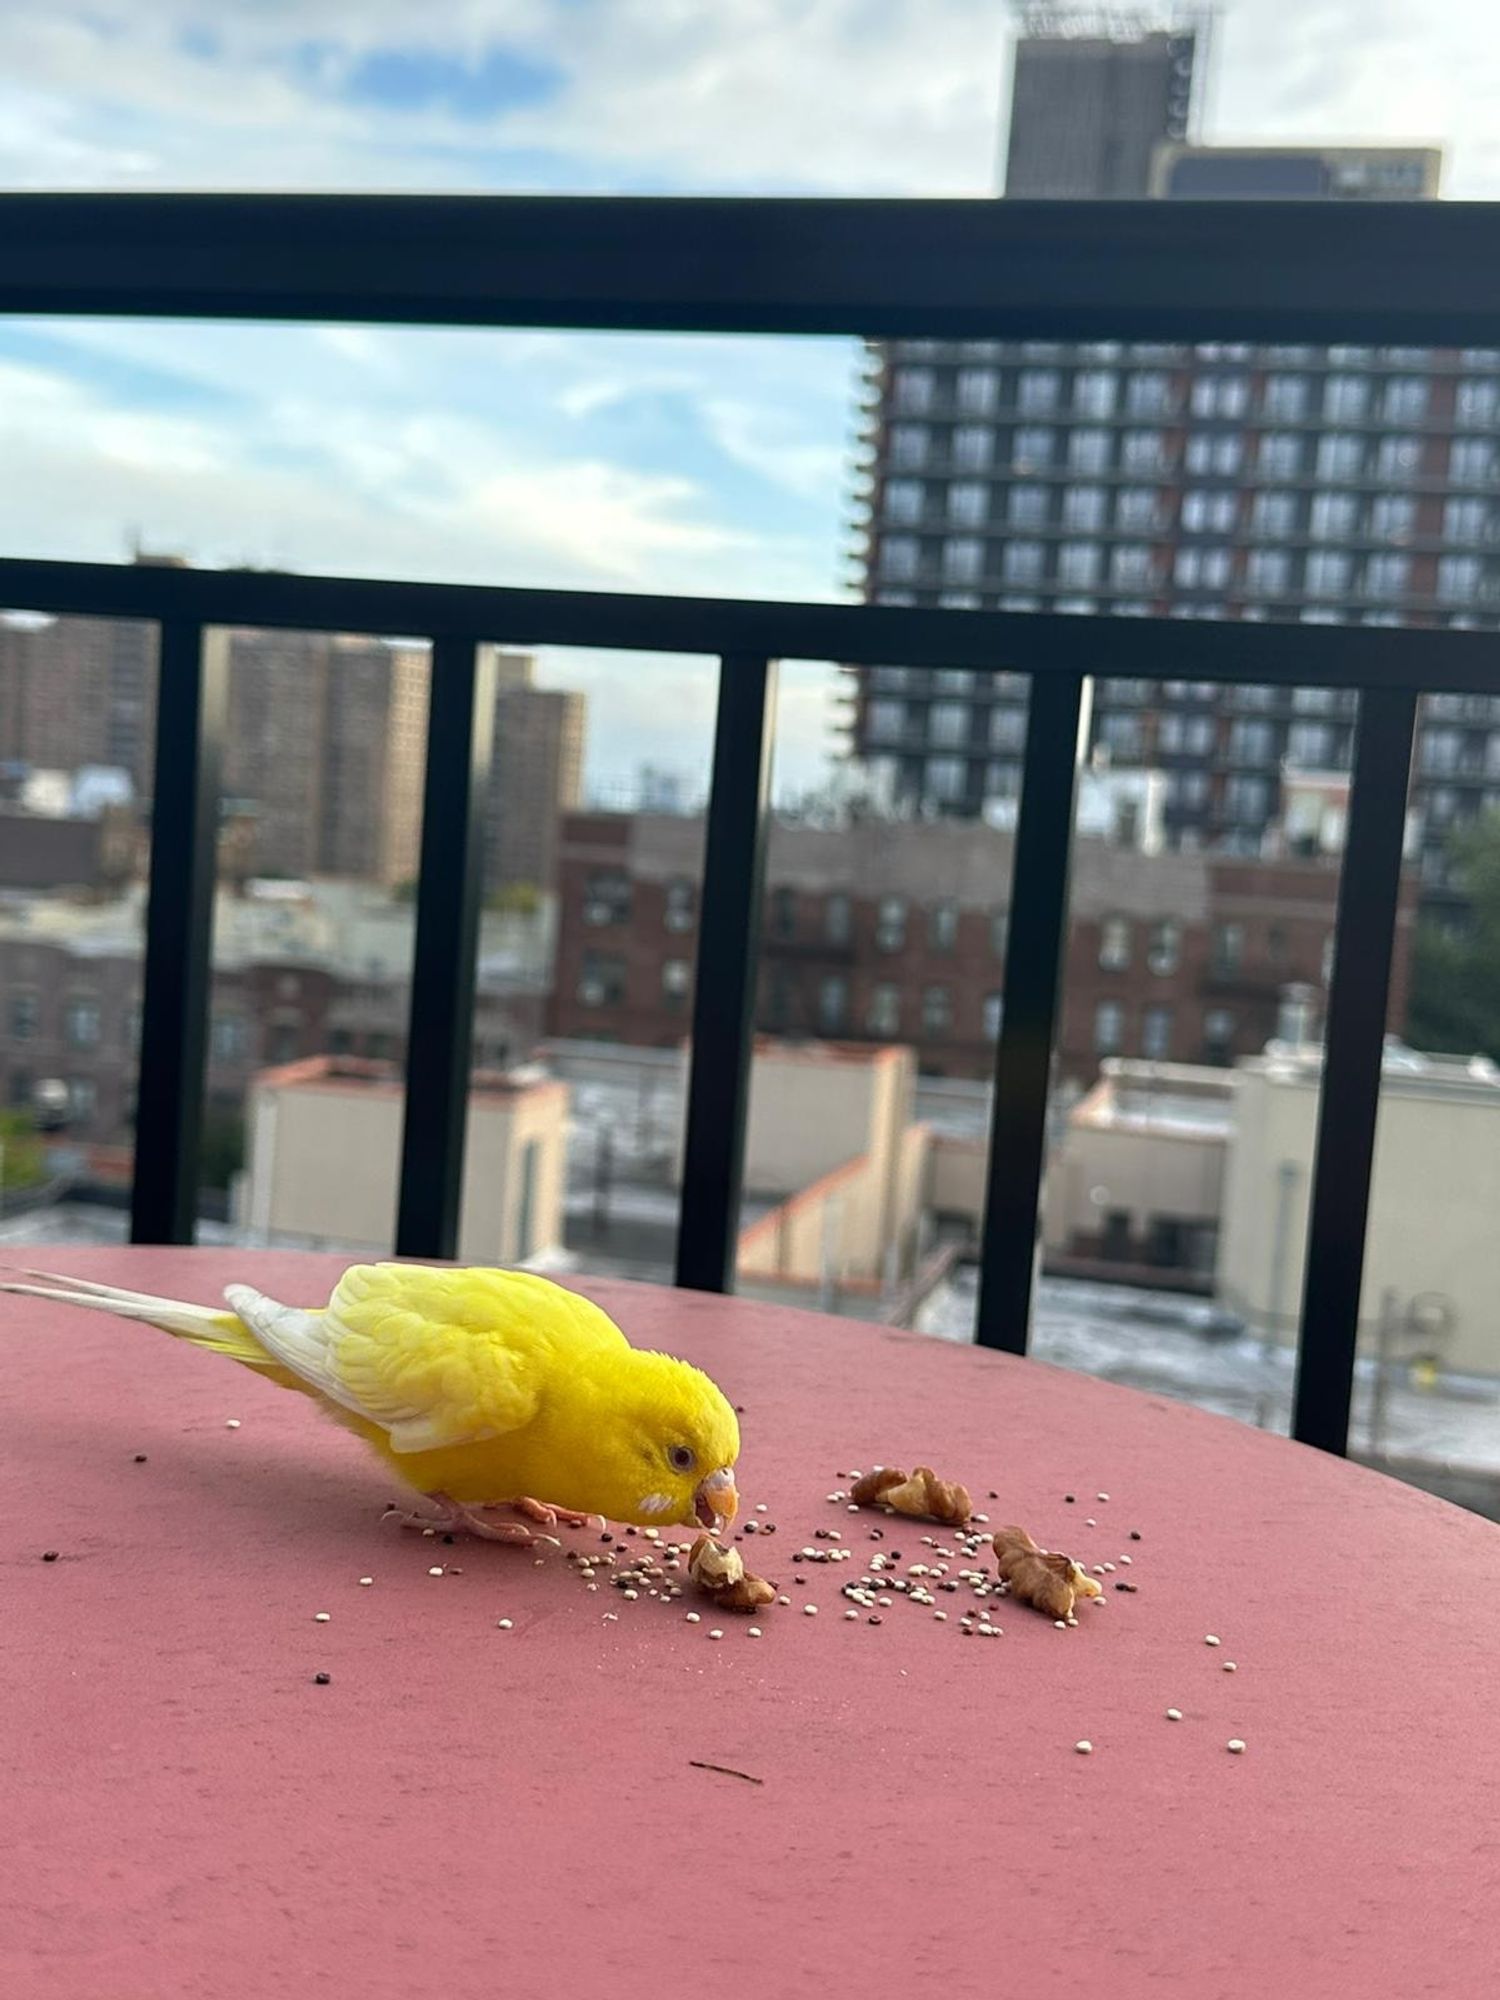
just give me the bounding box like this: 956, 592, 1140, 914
0, 1, 1493, 795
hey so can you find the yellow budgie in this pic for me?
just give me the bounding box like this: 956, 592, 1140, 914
1, 1262, 740, 1544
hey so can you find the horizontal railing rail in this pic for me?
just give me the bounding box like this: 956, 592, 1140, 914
6, 191, 1500, 1459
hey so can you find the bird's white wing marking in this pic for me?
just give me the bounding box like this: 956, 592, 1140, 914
221, 1284, 385, 1424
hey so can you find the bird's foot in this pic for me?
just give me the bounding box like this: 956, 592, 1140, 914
510, 1495, 606, 1532
384, 1493, 566, 1546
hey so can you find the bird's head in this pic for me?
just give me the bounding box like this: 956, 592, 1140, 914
583, 1349, 741, 1532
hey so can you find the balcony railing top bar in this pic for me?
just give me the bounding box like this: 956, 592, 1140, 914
1, 194, 1500, 346
2, 555, 1498, 699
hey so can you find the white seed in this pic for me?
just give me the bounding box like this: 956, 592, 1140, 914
1097, 1493, 1109, 1502
847, 1504, 860, 1513
685, 1611, 701, 1624
1119, 1555, 1132, 1565
1223, 1662, 1238, 1673
1075, 1740, 1093, 1755
313, 1612, 330, 1623
603, 1611, 618, 1622
1205, 1634, 1221, 1647
756, 1502, 769, 1512
1103, 1563, 1116, 1573
428, 1566, 444, 1577
1054, 1619, 1068, 1630
621, 1589, 639, 1601
224, 1419, 240, 1430
845, 1609, 859, 1620
972, 1512, 990, 1524
1166, 1707, 1183, 1721
496, 1618, 513, 1630
778, 1594, 791, 1606
708, 1628, 724, 1641
934, 1611, 947, 1621
1085, 1517, 1097, 1527
1227, 1738, 1247, 1754
358, 1577, 373, 1587
746, 1626, 762, 1638
803, 1604, 818, 1616
1066, 1616, 1079, 1627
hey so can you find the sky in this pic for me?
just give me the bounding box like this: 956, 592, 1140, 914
1, 0, 1497, 796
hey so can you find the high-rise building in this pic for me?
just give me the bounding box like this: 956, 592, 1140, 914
849, 39, 1489, 899
216, 629, 429, 884
482, 649, 586, 895
1003, 13, 1197, 197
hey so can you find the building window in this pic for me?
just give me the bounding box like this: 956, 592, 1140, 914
1309, 491, 1358, 541
1203, 1009, 1236, 1063
1017, 368, 1060, 414
825, 893, 851, 945
922, 985, 952, 1038
582, 869, 631, 926
1212, 923, 1244, 975
1148, 921, 1181, 975
889, 424, 929, 470
1324, 374, 1371, 422
1073, 369, 1117, 417
770, 887, 797, 938
1061, 485, 1107, 532
924, 756, 965, 802
1122, 429, 1167, 474
1263, 375, 1308, 421
1002, 541, 1045, 587
1225, 775, 1272, 823
267, 1021, 300, 1064
664, 878, 696, 932
1185, 433, 1243, 476
894, 367, 934, 414
929, 901, 958, 953
1250, 490, 1297, 538
880, 536, 920, 581
1443, 497, 1488, 542
64, 998, 101, 1048
1141, 1005, 1173, 1061
818, 974, 849, 1034
1110, 544, 1155, 589
1115, 488, 1158, 534
866, 983, 900, 1035
1306, 550, 1353, 599
1422, 728, 1463, 775
876, 896, 906, 952
1175, 547, 1232, 589
1258, 432, 1302, 479
1181, 490, 1237, 535
1451, 438, 1496, 486
1011, 425, 1054, 470
1287, 722, 1334, 767
7, 993, 38, 1040
1315, 434, 1363, 482
1058, 542, 1102, 588
1376, 436, 1422, 481
942, 537, 983, 584
67, 1078, 98, 1126
865, 698, 904, 742
577, 952, 626, 1007
1370, 493, 1416, 541
1246, 548, 1291, 595
1365, 553, 1410, 600
1456, 379, 1500, 427
1094, 1001, 1124, 1055
1006, 484, 1048, 529
209, 1013, 248, 1062
883, 478, 923, 525
1098, 711, 1142, 759
1383, 376, 1429, 424
1069, 429, 1112, 474
947, 480, 988, 528
765, 968, 793, 1031
951, 424, 993, 471
661, 958, 691, 1009
983, 992, 1004, 1041
1437, 555, 1482, 603
1191, 374, 1249, 418
956, 366, 998, 414
1127, 371, 1173, 417
1098, 917, 1132, 971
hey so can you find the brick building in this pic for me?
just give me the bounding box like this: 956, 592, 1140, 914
483, 650, 587, 895
548, 811, 1416, 1083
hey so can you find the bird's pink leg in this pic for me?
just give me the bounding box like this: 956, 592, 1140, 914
511, 1496, 606, 1532
383, 1493, 563, 1545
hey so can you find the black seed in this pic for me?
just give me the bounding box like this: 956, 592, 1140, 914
1129, 1530, 1142, 1541
41, 1550, 59, 1562
442, 1534, 455, 1545
868, 1529, 883, 1541
626, 1526, 638, 1536
314, 1672, 331, 1685
1064, 1495, 1075, 1503
942, 1582, 959, 1593
794, 1575, 806, 1585
134, 1454, 148, 1464
988, 1491, 998, 1500
734, 1405, 745, 1414
868, 1616, 882, 1626
1114, 1582, 1138, 1593
600, 1534, 613, 1543
762, 1524, 776, 1535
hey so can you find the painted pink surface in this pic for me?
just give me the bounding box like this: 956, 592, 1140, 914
2, 1249, 1497, 2000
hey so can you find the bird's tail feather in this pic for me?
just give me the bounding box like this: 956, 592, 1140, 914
0, 1265, 306, 1385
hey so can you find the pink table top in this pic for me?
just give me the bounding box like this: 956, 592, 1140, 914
3, 1248, 1498, 2000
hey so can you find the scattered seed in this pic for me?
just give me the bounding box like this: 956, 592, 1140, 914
621, 1589, 639, 1601
1205, 1635, 1221, 1647
1227, 1739, 1247, 1754
1074, 1740, 1093, 1755
685, 1612, 701, 1624
1085, 1517, 1097, 1527
868, 1615, 882, 1626
428, 1566, 445, 1577
777, 1594, 790, 1606
41, 1550, 59, 1562
133, 1454, 148, 1464
1054, 1619, 1067, 1630
314, 1612, 331, 1623
225, 1419, 240, 1429
1223, 1662, 1238, 1673
1064, 1494, 1075, 1503
1114, 1581, 1138, 1593
1130, 1530, 1142, 1541
803, 1604, 818, 1616
496, 1618, 514, 1630
845, 1609, 859, 1621
934, 1611, 947, 1622
988, 1491, 998, 1500
1166, 1708, 1183, 1721
708, 1628, 724, 1641
755, 1502, 768, 1513
1119, 1555, 1132, 1566
747, 1626, 762, 1638
1097, 1493, 1109, 1502
314, 1672, 331, 1685
358, 1576, 373, 1587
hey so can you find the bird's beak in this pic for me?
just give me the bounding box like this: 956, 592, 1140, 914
693, 1467, 739, 1531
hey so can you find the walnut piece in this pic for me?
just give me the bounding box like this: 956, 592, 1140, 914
991, 1526, 1103, 1620
689, 1535, 777, 1612
851, 1463, 972, 1525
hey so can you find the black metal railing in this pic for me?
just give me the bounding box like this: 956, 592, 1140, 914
4, 192, 1500, 1461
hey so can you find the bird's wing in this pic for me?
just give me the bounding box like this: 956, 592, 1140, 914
227, 1263, 624, 1455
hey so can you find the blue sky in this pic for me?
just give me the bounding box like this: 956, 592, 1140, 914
1, 0, 1494, 794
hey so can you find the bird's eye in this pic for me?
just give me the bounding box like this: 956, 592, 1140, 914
668, 1444, 696, 1473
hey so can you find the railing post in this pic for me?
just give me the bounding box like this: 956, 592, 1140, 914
974, 671, 1090, 1352
131, 620, 226, 1244
1292, 685, 1417, 1453
674, 655, 777, 1293
395, 638, 496, 1260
